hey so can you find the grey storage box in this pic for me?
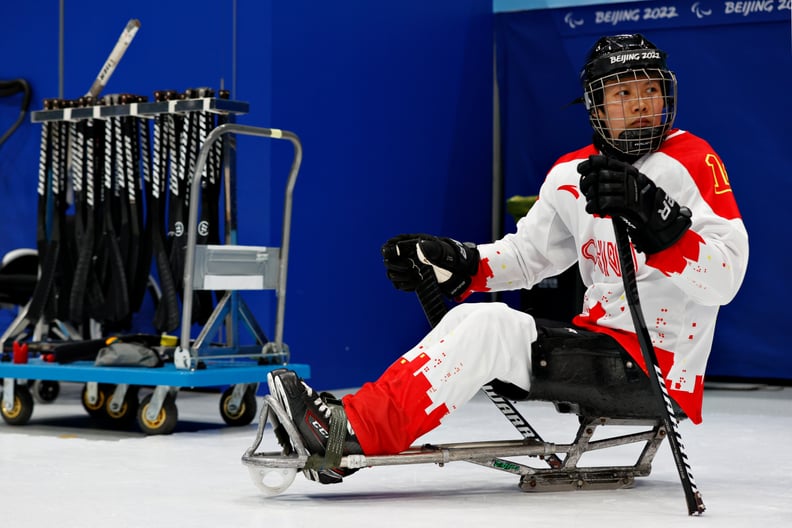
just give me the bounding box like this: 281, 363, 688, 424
192, 245, 280, 291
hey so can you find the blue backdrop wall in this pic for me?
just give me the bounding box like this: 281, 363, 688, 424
0, 1, 493, 391
3, 0, 787, 391
494, 0, 792, 381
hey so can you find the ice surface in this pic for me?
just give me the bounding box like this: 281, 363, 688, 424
1, 382, 789, 527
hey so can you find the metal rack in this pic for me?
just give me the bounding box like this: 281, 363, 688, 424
0, 98, 310, 434
29, 96, 250, 123
174, 123, 302, 371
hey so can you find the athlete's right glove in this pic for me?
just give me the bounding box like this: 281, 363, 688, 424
381, 234, 480, 299
577, 155, 692, 254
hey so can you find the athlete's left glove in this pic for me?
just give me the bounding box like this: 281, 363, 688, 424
577, 155, 692, 254
381, 234, 479, 298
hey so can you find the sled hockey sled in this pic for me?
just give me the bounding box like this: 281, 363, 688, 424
242, 394, 669, 496
241, 344, 679, 497
241, 268, 683, 496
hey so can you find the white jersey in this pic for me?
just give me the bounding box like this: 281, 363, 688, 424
475, 129, 748, 423
343, 129, 747, 456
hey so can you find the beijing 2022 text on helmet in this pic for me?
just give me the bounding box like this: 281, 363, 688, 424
580, 34, 677, 159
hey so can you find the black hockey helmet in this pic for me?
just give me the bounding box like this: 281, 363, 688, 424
580, 34, 677, 158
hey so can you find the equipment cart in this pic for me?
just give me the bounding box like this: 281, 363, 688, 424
0, 97, 310, 434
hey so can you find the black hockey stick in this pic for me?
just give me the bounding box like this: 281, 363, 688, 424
414, 265, 563, 468
192, 87, 218, 325
612, 219, 705, 515
119, 93, 143, 317
150, 90, 180, 332
128, 94, 152, 313
176, 88, 205, 324
22, 99, 60, 329
111, 96, 133, 321
74, 100, 108, 322
57, 99, 82, 321
96, 94, 130, 324
42, 99, 69, 322
69, 97, 97, 322
166, 92, 189, 307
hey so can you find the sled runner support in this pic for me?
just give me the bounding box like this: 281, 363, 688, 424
241, 395, 668, 496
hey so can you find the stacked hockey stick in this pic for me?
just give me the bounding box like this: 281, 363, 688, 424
4, 89, 231, 351
1, 19, 138, 350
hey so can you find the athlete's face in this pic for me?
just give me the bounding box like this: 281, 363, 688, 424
597, 74, 665, 139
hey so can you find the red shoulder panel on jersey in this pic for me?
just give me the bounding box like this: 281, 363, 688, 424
660, 131, 742, 220
552, 144, 598, 169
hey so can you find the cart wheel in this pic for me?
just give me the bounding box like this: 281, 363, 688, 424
31, 380, 60, 403
1, 384, 34, 425
105, 386, 140, 429
219, 385, 257, 426
137, 393, 178, 435
81, 383, 111, 419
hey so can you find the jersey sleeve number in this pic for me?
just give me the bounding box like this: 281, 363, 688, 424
705, 154, 732, 195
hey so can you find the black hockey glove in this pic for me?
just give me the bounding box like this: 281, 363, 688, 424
381, 234, 427, 292
382, 234, 480, 298
577, 155, 692, 254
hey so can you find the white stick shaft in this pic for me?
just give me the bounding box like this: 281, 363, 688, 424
85, 18, 141, 97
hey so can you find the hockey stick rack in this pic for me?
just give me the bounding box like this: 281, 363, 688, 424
0, 98, 311, 435
0, 96, 253, 349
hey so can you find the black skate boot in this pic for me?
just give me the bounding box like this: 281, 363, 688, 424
267, 368, 363, 484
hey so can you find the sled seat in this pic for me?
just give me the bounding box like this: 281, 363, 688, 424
491, 322, 685, 421
479, 325, 684, 492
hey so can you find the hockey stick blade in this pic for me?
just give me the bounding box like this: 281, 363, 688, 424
414, 265, 562, 468
612, 220, 705, 515
85, 19, 141, 98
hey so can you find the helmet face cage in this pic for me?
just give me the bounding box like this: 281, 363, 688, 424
579, 34, 677, 157
584, 67, 677, 156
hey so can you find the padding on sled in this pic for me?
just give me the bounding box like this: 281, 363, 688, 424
490, 325, 685, 421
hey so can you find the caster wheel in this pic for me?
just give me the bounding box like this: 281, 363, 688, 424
81, 383, 112, 419
31, 380, 60, 403
1, 384, 34, 425
247, 465, 297, 496
105, 386, 140, 429
219, 385, 257, 426
137, 393, 178, 435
